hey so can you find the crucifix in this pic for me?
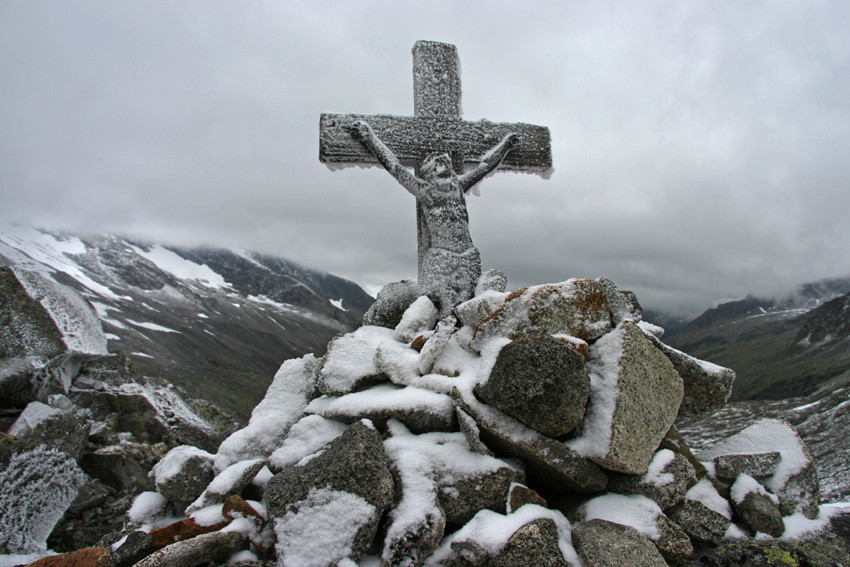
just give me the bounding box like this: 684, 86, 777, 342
319, 41, 552, 317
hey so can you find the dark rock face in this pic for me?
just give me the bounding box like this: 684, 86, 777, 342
571, 518, 668, 567
475, 334, 590, 438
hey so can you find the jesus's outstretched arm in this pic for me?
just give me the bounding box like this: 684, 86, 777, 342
458, 132, 520, 193
352, 121, 422, 197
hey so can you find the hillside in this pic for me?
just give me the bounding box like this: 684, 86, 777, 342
0, 226, 374, 420
661, 280, 850, 402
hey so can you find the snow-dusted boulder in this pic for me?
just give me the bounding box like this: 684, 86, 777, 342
317, 326, 393, 396
571, 518, 668, 567
215, 354, 318, 470
730, 474, 784, 537
264, 420, 394, 566
594, 276, 643, 326
150, 445, 216, 503
417, 315, 457, 375
363, 280, 423, 329
668, 498, 731, 545
698, 418, 820, 519
713, 451, 782, 482
607, 448, 696, 510
469, 279, 613, 350
568, 321, 683, 475
474, 334, 590, 438
186, 458, 267, 514
643, 330, 735, 418
426, 505, 573, 567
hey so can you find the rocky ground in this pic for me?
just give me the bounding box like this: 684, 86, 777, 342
2, 268, 850, 566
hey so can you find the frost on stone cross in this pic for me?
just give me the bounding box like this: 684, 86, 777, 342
319, 40, 552, 317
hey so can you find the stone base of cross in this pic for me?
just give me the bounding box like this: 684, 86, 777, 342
319, 41, 552, 316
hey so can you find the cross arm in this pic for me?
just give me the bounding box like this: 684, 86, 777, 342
319, 113, 552, 173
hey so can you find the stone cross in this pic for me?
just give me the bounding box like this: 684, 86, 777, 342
319, 41, 551, 315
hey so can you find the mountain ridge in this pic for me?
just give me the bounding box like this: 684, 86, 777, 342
0, 226, 374, 420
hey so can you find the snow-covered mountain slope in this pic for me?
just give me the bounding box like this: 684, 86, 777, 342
0, 226, 374, 420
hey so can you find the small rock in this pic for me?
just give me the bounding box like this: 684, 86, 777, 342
149, 445, 216, 503
395, 295, 439, 342
668, 499, 731, 545
714, 452, 782, 482
594, 276, 642, 326
317, 326, 393, 396
455, 407, 494, 456
363, 280, 423, 329
26, 547, 115, 567
454, 290, 509, 328
490, 517, 567, 567
572, 518, 668, 567
148, 516, 228, 550
507, 483, 548, 512
439, 466, 524, 526
134, 530, 245, 567
418, 315, 457, 374
607, 448, 695, 510
654, 514, 693, 561
476, 269, 508, 295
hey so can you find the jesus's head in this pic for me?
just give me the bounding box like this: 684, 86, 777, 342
420, 153, 455, 183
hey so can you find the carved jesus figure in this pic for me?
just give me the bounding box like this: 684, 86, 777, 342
352, 120, 519, 316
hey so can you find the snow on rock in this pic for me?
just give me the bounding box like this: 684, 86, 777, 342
394, 295, 438, 342
0, 445, 86, 553
425, 504, 577, 567
215, 354, 318, 470
306, 383, 457, 433
129, 244, 232, 291
579, 493, 663, 540
273, 487, 376, 567
7, 401, 62, 437
317, 326, 395, 396
697, 418, 820, 518
269, 415, 347, 471
127, 491, 170, 528
151, 445, 216, 503
12, 268, 109, 355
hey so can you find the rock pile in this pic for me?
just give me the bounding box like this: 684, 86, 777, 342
0, 267, 235, 559
5, 272, 847, 566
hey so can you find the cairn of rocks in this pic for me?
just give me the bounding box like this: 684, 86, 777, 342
44, 273, 843, 567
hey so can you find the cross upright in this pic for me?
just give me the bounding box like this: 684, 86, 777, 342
319, 40, 551, 315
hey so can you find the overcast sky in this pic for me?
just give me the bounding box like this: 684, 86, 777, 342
2, 1, 849, 317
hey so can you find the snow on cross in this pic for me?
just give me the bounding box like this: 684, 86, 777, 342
319, 40, 552, 316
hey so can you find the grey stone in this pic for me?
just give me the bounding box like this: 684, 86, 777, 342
133, 529, 245, 567
668, 499, 731, 544
607, 449, 696, 510
654, 514, 693, 562
454, 291, 509, 328
469, 280, 612, 351
507, 483, 548, 512
317, 327, 390, 397
591, 321, 684, 475
455, 407, 494, 456
149, 445, 216, 503
108, 529, 153, 567
476, 269, 508, 295
594, 276, 642, 325
265, 421, 394, 563
644, 331, 735, 418
363, 280, 423, 329
418, 315, 457, 374
187, 458, 267, 513
452, 388, 608, 494
714, 452, 782, 482
572, 518, 668, 567
474, 334, 590, 438
438, 466, 524, 526
734, 490, 784, 537
489, 518, 567, 567
382, 502, 446, 567
673, 535, 850, 567
778, 459, 820, 519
